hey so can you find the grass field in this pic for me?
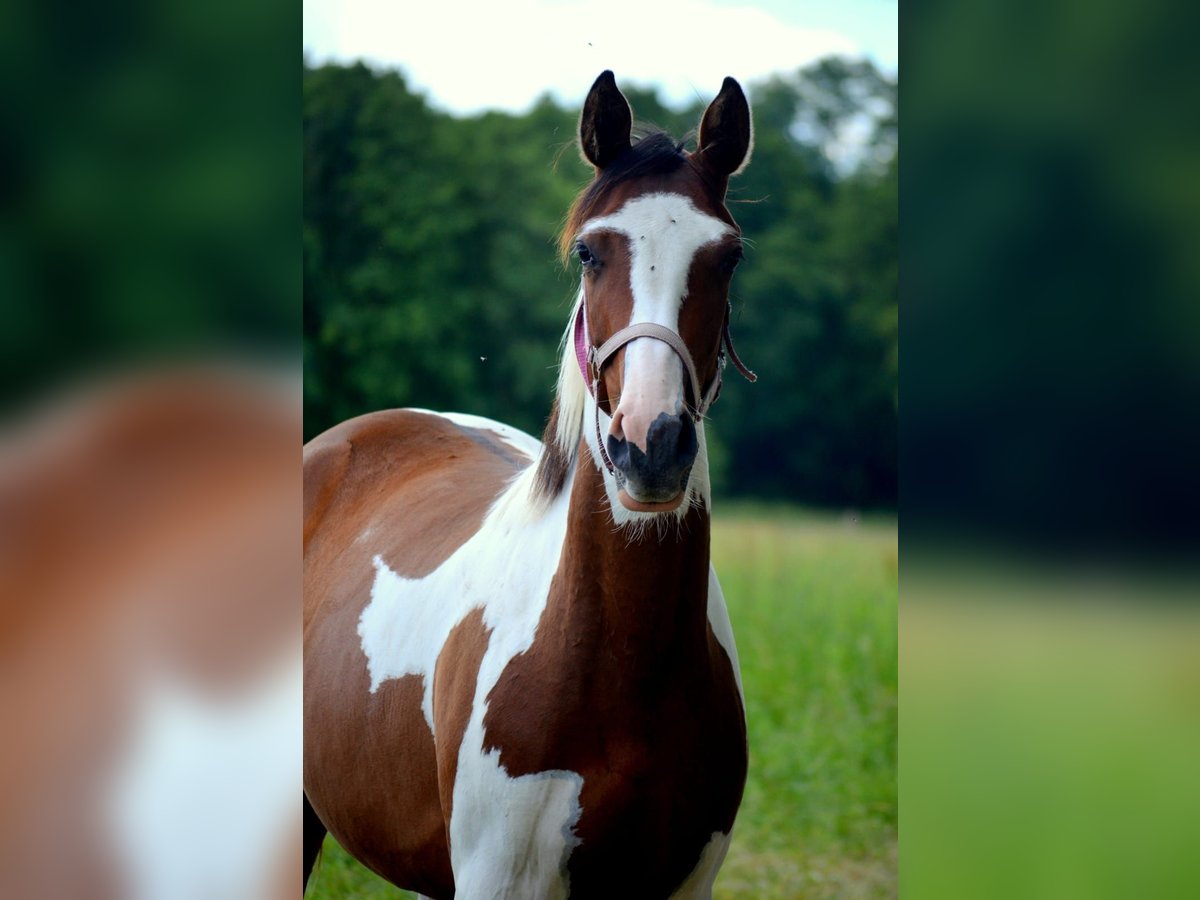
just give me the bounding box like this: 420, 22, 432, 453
903, 569, 1200, 899
306, 507, 897, 898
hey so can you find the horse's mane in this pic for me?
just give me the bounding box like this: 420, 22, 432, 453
534, 130, 690, 504
531, 290, 586, 502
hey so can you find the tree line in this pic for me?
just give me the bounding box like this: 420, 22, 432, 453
304, 58, 896, 509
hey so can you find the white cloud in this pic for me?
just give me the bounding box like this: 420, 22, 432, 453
304, 0, 860, 114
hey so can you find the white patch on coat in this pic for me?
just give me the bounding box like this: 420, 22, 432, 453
106, 651, 302, 900
670, 831, 733, 899
706, 565, 744, 698
357, 430, 583, 897
360, 555, 462, 724
407, 408, 540, 461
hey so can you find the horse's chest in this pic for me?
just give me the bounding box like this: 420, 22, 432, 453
474, 657, 747, 897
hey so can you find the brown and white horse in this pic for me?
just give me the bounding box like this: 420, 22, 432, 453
303, 71, 755, 899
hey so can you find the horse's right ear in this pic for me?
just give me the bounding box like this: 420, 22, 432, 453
579, 70, 632, 170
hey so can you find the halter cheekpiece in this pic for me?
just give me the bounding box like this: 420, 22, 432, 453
573, 300, 757, 475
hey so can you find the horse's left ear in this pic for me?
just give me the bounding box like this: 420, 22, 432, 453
580, 70, 633, 170
696, 77, 753, 182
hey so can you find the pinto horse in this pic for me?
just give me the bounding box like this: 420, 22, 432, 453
303, 71, 755, 899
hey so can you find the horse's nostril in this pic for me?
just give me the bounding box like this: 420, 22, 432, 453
609, 410, 626, 441
606, 433, 631, 473
645, 412, 697, 470
675, 413, 698, 464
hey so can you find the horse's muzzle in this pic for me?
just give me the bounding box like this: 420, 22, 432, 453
606, 410, 697, 508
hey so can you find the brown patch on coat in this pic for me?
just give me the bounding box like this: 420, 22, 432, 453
303, 636, 451, 898
577, 230, 634, 416
304, 409, 528, 627
678, 234, 744, 403
433, 607, 492, 823
304, 409, 525, 897
481, 462, 747, 897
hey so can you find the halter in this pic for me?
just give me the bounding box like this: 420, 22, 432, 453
573, 300, 757, 475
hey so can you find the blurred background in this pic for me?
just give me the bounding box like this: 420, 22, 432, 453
902, 0, 1200, 898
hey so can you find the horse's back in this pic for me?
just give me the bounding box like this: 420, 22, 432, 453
303, 408, 536, 898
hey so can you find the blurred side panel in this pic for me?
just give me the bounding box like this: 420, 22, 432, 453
903, 0, 1200, 895
902, 570, 1200, 899
0, 0, 299, 895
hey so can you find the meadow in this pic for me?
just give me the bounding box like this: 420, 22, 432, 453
305, 507, 898, 898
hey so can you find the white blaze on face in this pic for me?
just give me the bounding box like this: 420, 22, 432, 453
581, 193, 731, 450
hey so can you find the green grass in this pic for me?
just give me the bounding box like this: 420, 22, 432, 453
711, 507, 896, 898
903, 576, 1200, 899
306, 508, 897, 898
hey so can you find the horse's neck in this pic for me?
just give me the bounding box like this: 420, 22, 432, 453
555, 456, 713, 670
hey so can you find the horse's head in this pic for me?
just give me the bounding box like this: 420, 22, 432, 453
558, 71, 753, 518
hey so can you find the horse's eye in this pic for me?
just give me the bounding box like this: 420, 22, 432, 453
575, 241, 598, 268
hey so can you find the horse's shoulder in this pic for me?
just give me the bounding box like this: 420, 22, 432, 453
310, 406, 532, 479
304, 409, 536, 563
304, 408, 451, 463
304, 410, 444, 533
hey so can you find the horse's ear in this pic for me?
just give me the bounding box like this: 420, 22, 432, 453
696, 77, 753, 182
579, 70, 632, 170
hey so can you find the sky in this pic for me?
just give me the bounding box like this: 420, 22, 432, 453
303, 0, 897, 115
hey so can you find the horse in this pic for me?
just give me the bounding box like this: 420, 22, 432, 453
303, 70, 756, 899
